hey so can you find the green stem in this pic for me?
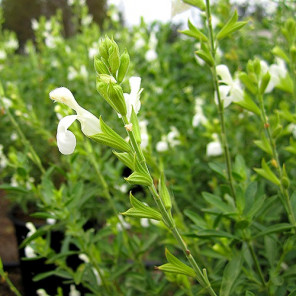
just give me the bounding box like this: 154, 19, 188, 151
247, 241, 268, 289
122, 116, 217, 296
86, 142, 146, 272
257, 93, 296, 227
0, 258, 22, 296
205, 0, 236, 201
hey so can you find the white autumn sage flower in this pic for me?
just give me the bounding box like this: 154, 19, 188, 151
69, 285, 81, 296
116, 215, 131, 231
216, 64, 244, 108
140, 218, 150, 228
260, 58, 287, 93
37, 289, 50, 296
49, 87, 101, 155
156, 138, 169, 152
120, 77, 143, 121
206, 134, 223, 157
24, 222, 37, 258
156, 126, 180, 152
192, 98, 207, 127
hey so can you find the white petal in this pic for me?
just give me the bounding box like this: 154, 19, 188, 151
49, 87, 79, 110
129, 77, 141, 94
216, 65, 233, 85
206, 141, 223, 157
57, 115, 77, 155
77, 108, 101, 136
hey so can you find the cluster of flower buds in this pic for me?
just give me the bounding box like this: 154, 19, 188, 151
95, 36, 130, 117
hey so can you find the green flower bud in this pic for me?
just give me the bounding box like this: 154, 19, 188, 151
94, 57, 110, 75
98, 36, 112, 61
117, 50, 130, 83
260, 71, 271, 94
107, 83, 127, 116
98, 74, 117, 84
108, 39, 120, 76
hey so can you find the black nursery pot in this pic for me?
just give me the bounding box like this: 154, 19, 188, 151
9, 208, 70, 296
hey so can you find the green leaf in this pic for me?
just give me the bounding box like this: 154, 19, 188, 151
254, 135, 273, 155
90, 117, 132, 152
208, 162, 226, 179
179, 20, 208, 42
219, 253, 242, 296
113, 151, 135, 171
244, 194, 266, 220
202, 192, 235, 213
272, 46, 289, 62
187, 229, 240, 240
20, 227, 49, 248
195, 50, 214, 67
234, 94, 260, 115
121, 193, 162, 221
253, 223, 293, 238
182, 0, 206, 10
33, 269, 72, 282
159, 172, 172, 210
125, 171, 152, 186
239, 73, 257, 95
184, 209, 207, 229
130, 107, 141, 144
157, 248, 196, 278
254, 159, 280, 185
216, 10, 248, 40
0, 184, 29, 194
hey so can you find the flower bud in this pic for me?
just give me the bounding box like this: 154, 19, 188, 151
117, 50, 130, 83
108, 40, 120, 76
94, 57, 109, 75
98, 36, 112, 61
98, 74, 117, 84
107, 83, 127, 116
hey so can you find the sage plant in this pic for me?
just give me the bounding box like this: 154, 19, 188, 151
50, 36, 217, 295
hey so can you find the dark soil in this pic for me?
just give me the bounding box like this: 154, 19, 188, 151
0, 194, 24, 295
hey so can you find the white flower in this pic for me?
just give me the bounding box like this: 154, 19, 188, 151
50, 87, 101, 155
216, 64, 244, 107
156, 139, 169, 152
206, 138, 223, 157
26, 222, 36, 237
6, 38, 18, 50
46, 218, 56, 225
24, 245, 37, 258
116, 215, 131, 231
37, 289, 50, 296
79, 254, 90, 263
140, 218, 149, 228
69, 285, 81, 296
31, 19, 39, 30
81, 15, 93, 26
122, 77, 143, 121
145, 49, 157, 62
89, 47, 99, 59
262, 58, 288, 93
167, 126, 180, 147
67, 0, 74, 5
0, 50, 7, 60
115, 184, 128, 193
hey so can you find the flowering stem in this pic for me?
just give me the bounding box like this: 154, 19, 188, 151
122, 115, 217, 296
86, 142, 147, 271
257, 93, 296, 227
205, 0, 237, 201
